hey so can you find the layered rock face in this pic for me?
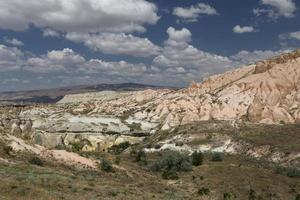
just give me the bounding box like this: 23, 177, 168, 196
57, 49, 300, 130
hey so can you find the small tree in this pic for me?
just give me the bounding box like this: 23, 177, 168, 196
100, 159, 114, 172
29, 156, 44, 166
191, 151, 203, 166
135, 150, 147, 165
198, 187, 210, 196
211, 152, 223, 162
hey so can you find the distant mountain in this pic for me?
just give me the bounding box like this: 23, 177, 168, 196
0, 83, 169, 105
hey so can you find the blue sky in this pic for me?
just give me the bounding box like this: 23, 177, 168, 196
0, 0, 299, 91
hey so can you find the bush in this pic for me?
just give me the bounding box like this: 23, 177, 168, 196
29, 156, 44, 166
191, 151, 203, 166
287, 168, 300, 178
223, 192, 236, 200
211, 153, 223, 162
100, 159, 114, 172
295, 194, 300, 200
161, 170, 179, 180
198, 187, 210, 196
150, 152, 192, 172
108, 142, 130, 155
3, 145, 13, 155
248, 189, 258, 200
114, 156, 121, 165
135, 150, 147, 165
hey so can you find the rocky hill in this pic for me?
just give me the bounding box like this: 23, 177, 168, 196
58, 49, 300, 129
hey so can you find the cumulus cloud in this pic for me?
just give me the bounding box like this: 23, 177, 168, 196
0, 0, 159, 33
173, 3, 218, 22
279, 31, 300, 40
65, 32, 161, 57
153, 27, 233, 83
43, 29, 60, 37
233, 25, 256, 34
230, 49, 290, 64
0, 44, 24, 71
3, 37, 24, 46
254, 0, 296, 19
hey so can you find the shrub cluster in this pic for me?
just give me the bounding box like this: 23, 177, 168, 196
275, 166, 300, 178
29, 156, 44, 166
191, 151, 203, 166
211, 152, 223, 162
150, 152, 192, 172
100, 159, 114, 173
108, 142, 130, 155
198, 187, 210, 196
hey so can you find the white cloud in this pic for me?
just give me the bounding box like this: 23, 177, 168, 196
43, 29, 60, 37
230, 49, 290, 64
153, 27, 233, 82
81, 59, 147, 76
289, 31, 300, 40
0, 44, 24, 71
0, 0, 159, 33
279, 31, 300, 40
65, 32, 161, 57
233, 25, 255, 34
25, 48, 86, 73
3, 37, 24, 46
254, 0, 296, 19
173, 3, 218, 22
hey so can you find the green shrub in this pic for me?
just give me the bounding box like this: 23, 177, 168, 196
135, 150, 147, 165
211, 152, 223, 162
150, 152, 192, 172
274, 166, 286, 175
191, 151, 203, 166
223, 192, 236, 200
3, 145, 13, 155
161, 170, 179, 180
108, 142, 130, 155
198, 187, 210, 196
287, 168, 300, 178
114, 156, 121, 165
295, 194, 300, 200
29, 156, 44, 166
248, 189, 257, 200
100, 159, 114, 172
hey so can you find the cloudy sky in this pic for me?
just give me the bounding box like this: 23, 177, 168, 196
0, 0, 299, 91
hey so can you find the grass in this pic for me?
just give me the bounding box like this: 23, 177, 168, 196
233, 123, 300, 153
0, 151, 299, 200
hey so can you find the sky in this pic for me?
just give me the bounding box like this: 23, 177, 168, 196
0, 0, 299, 92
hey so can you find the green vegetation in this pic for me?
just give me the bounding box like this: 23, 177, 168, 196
161, 170, 179, 180
275, 166, 300, 178
28, 156, 44, 166
211, 152, 223, 162
191, 151, 203, 166
108, 142, 130, 154
134, 150, 147, 165
3, 145, 13, 155
197, 187, 210, 196
100, 159, 114, 173
150, 151, 192, 172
